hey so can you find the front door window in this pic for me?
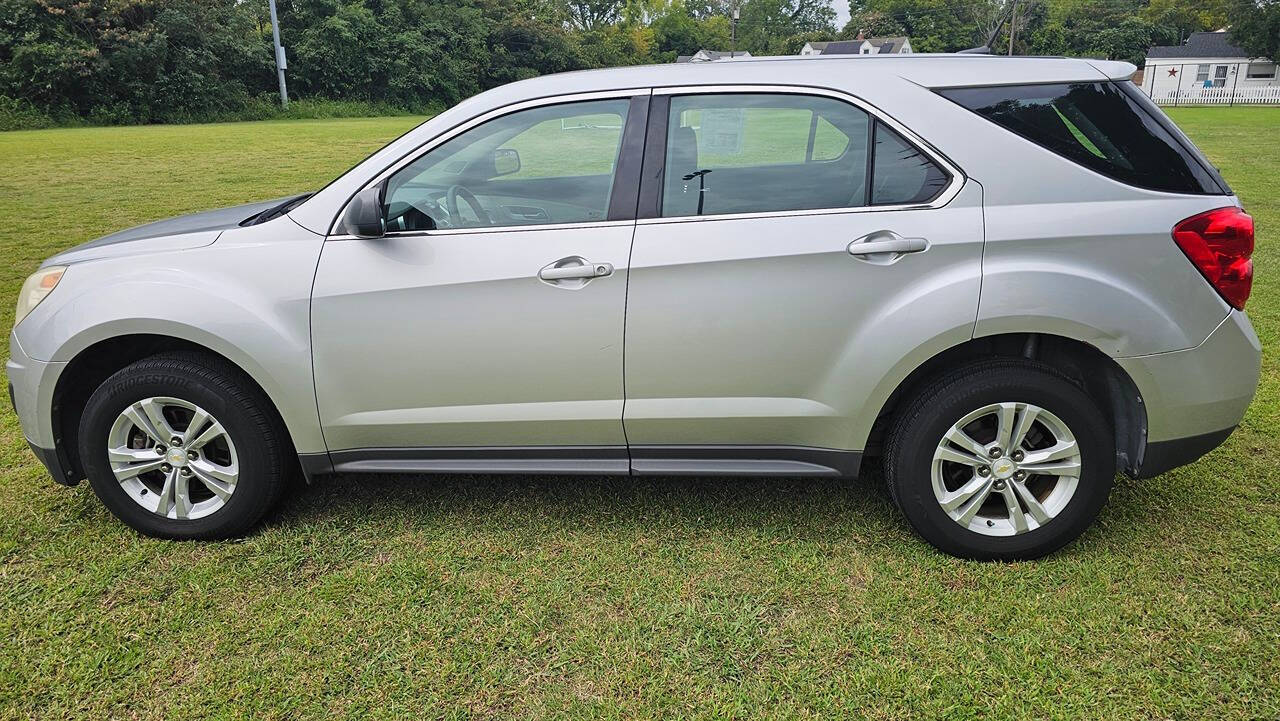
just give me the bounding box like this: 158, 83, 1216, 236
385, 99, 631, 231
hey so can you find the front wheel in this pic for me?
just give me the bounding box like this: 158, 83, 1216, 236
78, 352, 290, 540
886, 360, 1115, 560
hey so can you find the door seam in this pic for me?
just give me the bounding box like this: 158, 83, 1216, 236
619, 90, 655, 475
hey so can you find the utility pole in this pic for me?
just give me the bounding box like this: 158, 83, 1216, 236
1007, 0, 1018, 56
731, 5, 739, 58
268, 0, 288, 108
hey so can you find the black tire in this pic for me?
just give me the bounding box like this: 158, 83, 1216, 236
885, 359, 1114, 561
78, 352, 290, 540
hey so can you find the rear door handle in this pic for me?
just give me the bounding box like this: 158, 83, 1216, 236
847, 235, 929, 256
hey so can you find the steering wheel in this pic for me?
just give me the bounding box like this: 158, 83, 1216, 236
445, 184, 492, 226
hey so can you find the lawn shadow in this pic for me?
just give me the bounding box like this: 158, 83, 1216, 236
260, 461, 1200, 557
264, 466, 908, 546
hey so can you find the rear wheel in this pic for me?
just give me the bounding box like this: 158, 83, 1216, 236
78, 353, 289, 539
886, 360, 1114, 560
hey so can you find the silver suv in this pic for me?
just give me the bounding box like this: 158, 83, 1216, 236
7, 55, 1260, 559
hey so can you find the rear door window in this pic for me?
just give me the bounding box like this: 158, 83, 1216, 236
661, 94, 871, 217
939, 82, 1225, 195
657, 93, 952, 218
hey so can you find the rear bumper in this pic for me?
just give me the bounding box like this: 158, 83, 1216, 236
1118, 310, 1260, 477
1133, 426, 1235, 479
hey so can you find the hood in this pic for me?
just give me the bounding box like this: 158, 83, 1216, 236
44, 195, 302, 266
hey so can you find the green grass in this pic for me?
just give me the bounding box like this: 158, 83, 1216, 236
1, 108, 1278, 719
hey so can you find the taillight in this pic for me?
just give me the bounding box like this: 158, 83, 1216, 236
1172, 206, 1254, 310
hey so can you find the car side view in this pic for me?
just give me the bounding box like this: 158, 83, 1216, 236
7, 54, 1260, 559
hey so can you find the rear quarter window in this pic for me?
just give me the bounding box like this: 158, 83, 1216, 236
939, 82, 1226, 195
871, 122, 950, 205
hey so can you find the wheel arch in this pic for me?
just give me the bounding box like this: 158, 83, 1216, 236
866, 332, 1147, 476
50, 332, 306, 483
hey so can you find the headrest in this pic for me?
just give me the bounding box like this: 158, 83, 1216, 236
668, 125, 699, 177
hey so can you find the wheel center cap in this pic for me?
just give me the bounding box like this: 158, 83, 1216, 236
991, 458, 1017, 480
166, 447, 189, 468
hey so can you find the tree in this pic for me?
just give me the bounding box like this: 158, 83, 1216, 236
487, 17, 581, 84
566, 0, 625, 29
971, 0, 1013, 49
1008, 0, 1048, 55
0, 0, 268, 123
575, 23, 656, 65
845, 0, 987, 52
1018, 0, 1159, 59
841, 10, 907, 38
281, 0, 490, 109
3, 0, 1261, 128
651, 6, 732, 57
1090, 16, 1177, 64
737, 0, 837, 54
1226, 0, 1279, 59
1141, 0, 1228, 42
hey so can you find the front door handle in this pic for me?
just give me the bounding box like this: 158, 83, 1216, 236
849, 234, 931, 256
538, 256, 613, 285
847, 232, 929, 265
848, 238, 928, 255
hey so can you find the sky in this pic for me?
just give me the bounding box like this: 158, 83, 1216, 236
834, 0, 851, 28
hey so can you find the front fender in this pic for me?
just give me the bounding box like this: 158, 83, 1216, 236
15, 220, 327, 454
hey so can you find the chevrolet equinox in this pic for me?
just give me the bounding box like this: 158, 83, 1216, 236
7, 55, 1261, 559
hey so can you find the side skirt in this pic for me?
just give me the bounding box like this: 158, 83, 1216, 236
328, 446, 630, 475
631, 446, 861, 477
304, 446, 862, 478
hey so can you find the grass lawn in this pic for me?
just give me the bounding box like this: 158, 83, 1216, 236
1, 108, 1277, 719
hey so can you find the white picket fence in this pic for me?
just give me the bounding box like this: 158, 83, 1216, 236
1150, 85, 1280, 106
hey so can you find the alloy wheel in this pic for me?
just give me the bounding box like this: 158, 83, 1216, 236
106, 397, 239, 520
930, 402, 1082, 537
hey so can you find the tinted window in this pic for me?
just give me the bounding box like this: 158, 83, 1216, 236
940, 82, 1224, 194
871, 123, 950, 205
661, 94, 871, 217
386, 99, 629, 230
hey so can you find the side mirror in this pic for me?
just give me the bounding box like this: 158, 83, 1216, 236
341, 183, 386, 238
493, 148, 521, 177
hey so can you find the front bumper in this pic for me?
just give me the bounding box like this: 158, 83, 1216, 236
7, 332, 75, 485
1118, 310, 1261, 477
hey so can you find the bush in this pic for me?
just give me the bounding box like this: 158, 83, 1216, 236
0, 92, 433, 131
0, 96, 61, 131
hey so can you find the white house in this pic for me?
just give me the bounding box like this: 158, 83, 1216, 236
801, 33, 912, 56
675, 49, 753, 63
1142, 31, 1278, 104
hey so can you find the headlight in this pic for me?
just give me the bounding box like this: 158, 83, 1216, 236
14, 266, 66, 327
